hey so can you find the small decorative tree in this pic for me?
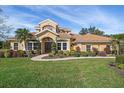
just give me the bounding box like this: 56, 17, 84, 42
76, 46, 80, 52
51, 42, 57, 55
92, 47, 99, 55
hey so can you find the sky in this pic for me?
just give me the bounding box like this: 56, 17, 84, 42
0, 5, 124, 36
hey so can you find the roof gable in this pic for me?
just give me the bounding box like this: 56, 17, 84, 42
35, 29, 59, 36
39, 19, 58, 25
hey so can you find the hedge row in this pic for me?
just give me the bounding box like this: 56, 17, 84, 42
49, 50, 107, 57
0, 50, 41, 58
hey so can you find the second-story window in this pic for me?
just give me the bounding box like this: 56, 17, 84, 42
42, 25, 54, 31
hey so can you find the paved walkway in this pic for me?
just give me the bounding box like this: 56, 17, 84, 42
31, 54, 115, 61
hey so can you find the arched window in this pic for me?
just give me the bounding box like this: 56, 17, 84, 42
42, 25, 54, 31
42, 37, 53, 42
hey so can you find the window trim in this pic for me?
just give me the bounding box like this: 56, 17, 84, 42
63, 43, 67, 50
86, 44, 92, 52
28, 43, 33, 50
14, 43, 18, 50
28, 42, 39, 50
57, 42, 67, 51
57, 43, 61, 50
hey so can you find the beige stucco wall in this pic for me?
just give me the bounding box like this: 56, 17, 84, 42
10, 37, 110, 53
10, 40, 25, 50
67, 39, 71, 51
39, 20, 57, 32
73, 43, 110, 52
37, 31, 57, 42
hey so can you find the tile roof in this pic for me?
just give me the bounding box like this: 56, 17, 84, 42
58, 33, 72, 39
30, 32, 37, 36
7, 31, 112, 43
72, 33, 112, 43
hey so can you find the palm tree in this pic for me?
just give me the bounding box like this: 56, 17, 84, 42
15, 28, 33, 57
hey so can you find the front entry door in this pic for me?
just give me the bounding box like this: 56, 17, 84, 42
45, 42, 52, 53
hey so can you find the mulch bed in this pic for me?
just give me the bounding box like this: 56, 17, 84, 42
109, 62, 124, 76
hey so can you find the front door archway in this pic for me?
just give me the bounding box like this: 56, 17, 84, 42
42, 37, 54, 53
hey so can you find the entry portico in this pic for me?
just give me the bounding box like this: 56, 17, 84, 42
34, 19, 71, 53
35, 29, 58, 53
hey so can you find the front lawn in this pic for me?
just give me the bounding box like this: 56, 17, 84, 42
0, 58, 124, 88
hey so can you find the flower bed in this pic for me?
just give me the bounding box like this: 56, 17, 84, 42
42, 50, 108, 59
0, 49, 41, 58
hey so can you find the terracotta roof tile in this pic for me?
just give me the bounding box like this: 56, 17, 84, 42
59, 33, 71, 39
72, 33, 112, 43
30, 32, 37, 36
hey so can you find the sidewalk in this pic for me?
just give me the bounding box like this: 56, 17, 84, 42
31, 54, 115, 61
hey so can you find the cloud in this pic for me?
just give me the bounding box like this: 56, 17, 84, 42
0, 5, 124, 35
0, 6, 41, 34
42, 6, 123, 34
27, 5, 124, 34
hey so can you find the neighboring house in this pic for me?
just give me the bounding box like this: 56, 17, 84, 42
8, 19, 112, 53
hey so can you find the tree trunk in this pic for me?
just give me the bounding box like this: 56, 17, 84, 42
24, 41, 30, 58
116, 42, 120, 55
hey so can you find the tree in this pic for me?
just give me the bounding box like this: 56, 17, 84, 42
79, 28, 88, 35
112, 34, 124, 40
51, 42, 57, 55
0, 8, 13, 40
112, 33, 124, 55
79, 26, 104, 35
0, 40, 10, 49
15, 28, 33, 57
111, 39, 119, 55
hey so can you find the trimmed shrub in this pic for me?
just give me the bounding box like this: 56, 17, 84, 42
17, 50, 25, 57
4, 50, 11, 58
81, 52, 88, 57
104, 46, 111, 54
92, 47, 98, 55
0, 51, 4, 58
118, 64, 124, 69
57, 50, 64, 55
74, 51, 80, 57
63, 51, 70, 56
51, 42, 57, 55
88, 51, 96, 56
56, 50, 65, 58
76, 46, 80, 52
70, 50, 75, 56
98, 51, 107, 56
116, 54, 124, 64
35, 49, 41, 55
9, 50, 13, 57
49, 53, 54, 57
28, 50, 34, 57
12, 51, 18, 57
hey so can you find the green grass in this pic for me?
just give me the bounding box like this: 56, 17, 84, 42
0, 58, 124, 88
